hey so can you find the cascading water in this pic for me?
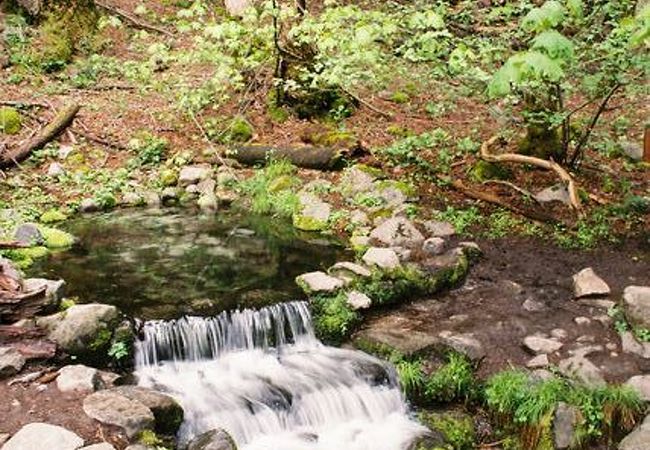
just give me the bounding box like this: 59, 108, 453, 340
135, 301, 426, 450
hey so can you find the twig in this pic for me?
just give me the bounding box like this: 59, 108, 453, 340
342, 87, 393, 118
95, 1, 174, 37
0, 100, 48, 109
482, 179, 539, 204
188, 111, 239, 182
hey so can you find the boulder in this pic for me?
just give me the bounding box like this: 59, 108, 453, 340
56, 364, 101, 393
422, 237, 445, 256
179, 166, 212, 187
79, 199, 101, 213
623, 286, 650, 329
14, 223, 44, 246
3, 423, 84, 450
619, 141, 643, 161
558, 355, 605, 387
523, 336, 563, 354
293, 193, 331, 231
619, 414, 650, 450
534, 184, 571, 205
187, 428, 237, 450
572, 268, 610, 298
362, 247, 400, 270
625, 375, 650, 402
23, 278, 65, 306
346, 291, 372, 310
438, 331, 485, 361
329, 262, 372, 278
83, 390, 155, 439
0, 346, 26, 378
340, 166, 377, 196
108, 386, 184, 435
296, 271, 344, 294
36, 304, 119, 358
422, 220, 455, 238
553, 402, 580, 449
369, 217, 424, 248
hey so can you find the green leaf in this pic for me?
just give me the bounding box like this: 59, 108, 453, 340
532, 30, 574, 60
488, 51, 564, 98
522, 1, 565, 32
566, 0, 584, 19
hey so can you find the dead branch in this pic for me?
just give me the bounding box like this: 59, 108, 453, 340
480, 136, 584, 216
95, 1, 174, 37
341, 88, 393, 118
0, 241, 30, 249
482, 179, 539, 204
0, 103, 80, 169
0, 100, 49, 109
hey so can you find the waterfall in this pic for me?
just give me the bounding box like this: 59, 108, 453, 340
135, 301, 426, 450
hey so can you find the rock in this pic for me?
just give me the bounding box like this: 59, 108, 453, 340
80, 444, 116, 450
362, 247, 400, 270
23, 278, 65, 306
296, 271, 344, 294
574, 316, 591, 325
37, 304, 119, 357
558, 355, 605, 387
161, 187, 179, 205
438, 331, 486, 361
522, 298, 546, 312
376, 186, 407, 208
626, 375, 650, 402
224, 0, 252, 16
534, 184, 571, 205
125, 446, 154, 450
79, 198, 101, 213
550, 328, 568, 340
340, 166, 377, 196
2, 423, 84, 450
121, 192, 144, 207
83, 390, 155, 438
0, 346, 26, 378
390, 246, 412, 262
142, 192, 161, 208
457, 241, 482, 260
354, 327, 439, 358
187, 428, 237, 450
1, 257, 22, 284
422, 220, 455, 237
623, 286, 650, 329
293, 193, 331, 231
56, 364, 101, 392
179, 166, 212, 186
196, 178, 217, 196
108, 386, 184, 435
14, 223, 44, 246
369, 217, 424, 248
350, 235, 371, 250
329, 262, 372, 278
422, 237, 445, 256
619, 414, 650, 450
523, 336, 563, 354
47, 162, 65, 177
572, 268, 610, 298
346, 291, 372, 310
553, 402, 580, 449
620, 141, 643, 161
349, 210, 369, 226
577, 298, 616, 309
197, 194, 218, 212
526, 354, 549, 368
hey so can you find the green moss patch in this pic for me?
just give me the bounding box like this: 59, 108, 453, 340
40, 209, 68, 224
38, 226, 75, 248
0, 107, 22, 134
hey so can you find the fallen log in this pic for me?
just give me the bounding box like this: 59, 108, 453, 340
230, 145, 344, 170
0, 103, 80, 169
96, 1, 174, 37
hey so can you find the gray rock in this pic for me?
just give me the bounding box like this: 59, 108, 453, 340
37, 304, 119, 356
619, 414, 650, 450
349, 210, 370, 226
296, 271, 344, 293
80, 444, 116, 450
125, 446, 155, 450
216, 170, 237, 187
362, 247, 401, 270
439, 331, 486, 361
179, 165, 212, 186
47, 162, 65, 177
196, 178, 217, 196
370, 217, 424, 248
626, 375, 650, 402
79, 198, 101, 213
346, 291, 372, 310
534, 184, 571, 205
572, 268, 610, 298
294, 193, 331, 229
224, 0, 252, 17
121, 192, 144, 207
340, 166, 377, 195
0, 257, 22, 284
198, 194, 218, 212
623, 286, 650, 329
0, 346, 26, 378
558, 355, 605, 387
14, 223, 44, 246
142, 192, 161, 208
0, 433, 9, 446
526, 354, 549, 368
23, 278, 65, 306
187, 428, 237, 450
354, 327, 439, 358
350, 235, 370, 249
523, 336, 563, 354
620, 141, 643, 161
390, 246, 412, 262
577, 298, 616, 309
553, 402, 580, 449
422, 220, 455, 238
83, 390, 154, 438
422, 237, 445, 256
330, 262, 372, 278
2, 423, 84, 450
56, 364, 101, 393
161, 187, 179, 204
522, 298, 546, 312
551, 328, 569, 340
376, 186, 407, 208
108, 386, 184, 435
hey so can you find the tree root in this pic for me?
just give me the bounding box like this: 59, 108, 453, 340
480, 135, 584, 216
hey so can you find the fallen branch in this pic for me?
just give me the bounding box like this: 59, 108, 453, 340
0, 103, 80, 169
96, 1, 174, 37
480, 136, 584, 216
0, 241, 30, 249
0, 100, 49, 109
482, 179, 539, 204
342, 88, 393, 119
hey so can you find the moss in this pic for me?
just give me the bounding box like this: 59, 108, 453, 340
88, 326, 112, 351
5, 246, 50, 269
268, 175, 296, 193
227, 115, 254, 143
307, 130, 357, 148
38, 226, 75, 248
0, 107, 22, 134
390, 91, 410, 104
518, 124, 564, 161
469, 160, 512, 182
376, 179, 417, 198
40, 209, 67, 223
292, 213, 328, 232
138, 430, 163, 446
159, 169, 178, 187
418, 411, 476, 450
310, 292, 361, 344
353, 163, 385, 179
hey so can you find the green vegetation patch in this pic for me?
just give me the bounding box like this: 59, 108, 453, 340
239, 159, 301, 218
310, 292, 361, 345
0, 107, 22, 135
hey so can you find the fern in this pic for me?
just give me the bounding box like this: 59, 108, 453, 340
522, 1, 565, 32
532, 30, 574, 60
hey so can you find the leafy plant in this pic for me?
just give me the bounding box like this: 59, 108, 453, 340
425, 353, 476, 404
128, 132, 169, 167
108, 341, 130, 360
396, 359, 426, 399
238, 159, 300, 218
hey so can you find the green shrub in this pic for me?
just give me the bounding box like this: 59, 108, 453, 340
419, 411, 476, 450
425, 353, 477, 404
310, 292, 361, 345
239, 159, 300, 218
396, 359, 426, 399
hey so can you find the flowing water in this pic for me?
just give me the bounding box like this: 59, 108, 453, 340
135, 301, 426, 450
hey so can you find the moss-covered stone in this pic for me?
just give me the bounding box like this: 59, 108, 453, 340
268, 175, 296, 193
38, 225, 75, 248
469, 160, 512, 182
40, 209, 67, 224
228, 116, 254, 143
159, 169, 178, 187
292, 213, 328, 232
518, 124, 564, 161
6, 246, 50, 269
418, 410, 476, 450
390, 91, 410, 104
307, 130, 357, 148
0, 107, 22, 134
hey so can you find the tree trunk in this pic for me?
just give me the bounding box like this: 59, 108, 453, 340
230, 145, 343, 170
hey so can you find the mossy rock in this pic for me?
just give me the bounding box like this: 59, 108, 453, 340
292, 213, 329, 232
469, 160, 512, 182
40, 209, 68, 224
390, 91, 410, 104
0, 107, 22, 135
227, 116, 254, 143
417, 410, 476, 450
5, 246, 50, 269
268, 175, 296, 193
518, 124, 564, 161
38, 226, 75, 248
306, 130, 357, 148
376, 179, 417, 198
159, 169, 178, 187
310, 292, 361, 345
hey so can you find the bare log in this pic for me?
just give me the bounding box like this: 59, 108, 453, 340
480, 136, 584, 216
230, 145, 343, 170
0, 103, 80, 169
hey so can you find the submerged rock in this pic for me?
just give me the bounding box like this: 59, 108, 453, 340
109, 386, 184, 435
187, 428, 237, 450
3, 423, 84, 450
572, 268, 610, 298
623, 286, 650, 329
369, 217, 424, 248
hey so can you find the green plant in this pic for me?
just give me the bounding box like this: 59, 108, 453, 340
425, 353, 476, 404
396, 359, 426, 399
128, 132, 168, 167
435, 207, 482, 235
239, 159, 300, 218
419, 411, 476, 450
108, 341, 130, 361
310, 292, 361, 344
0, 107, 22, 134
